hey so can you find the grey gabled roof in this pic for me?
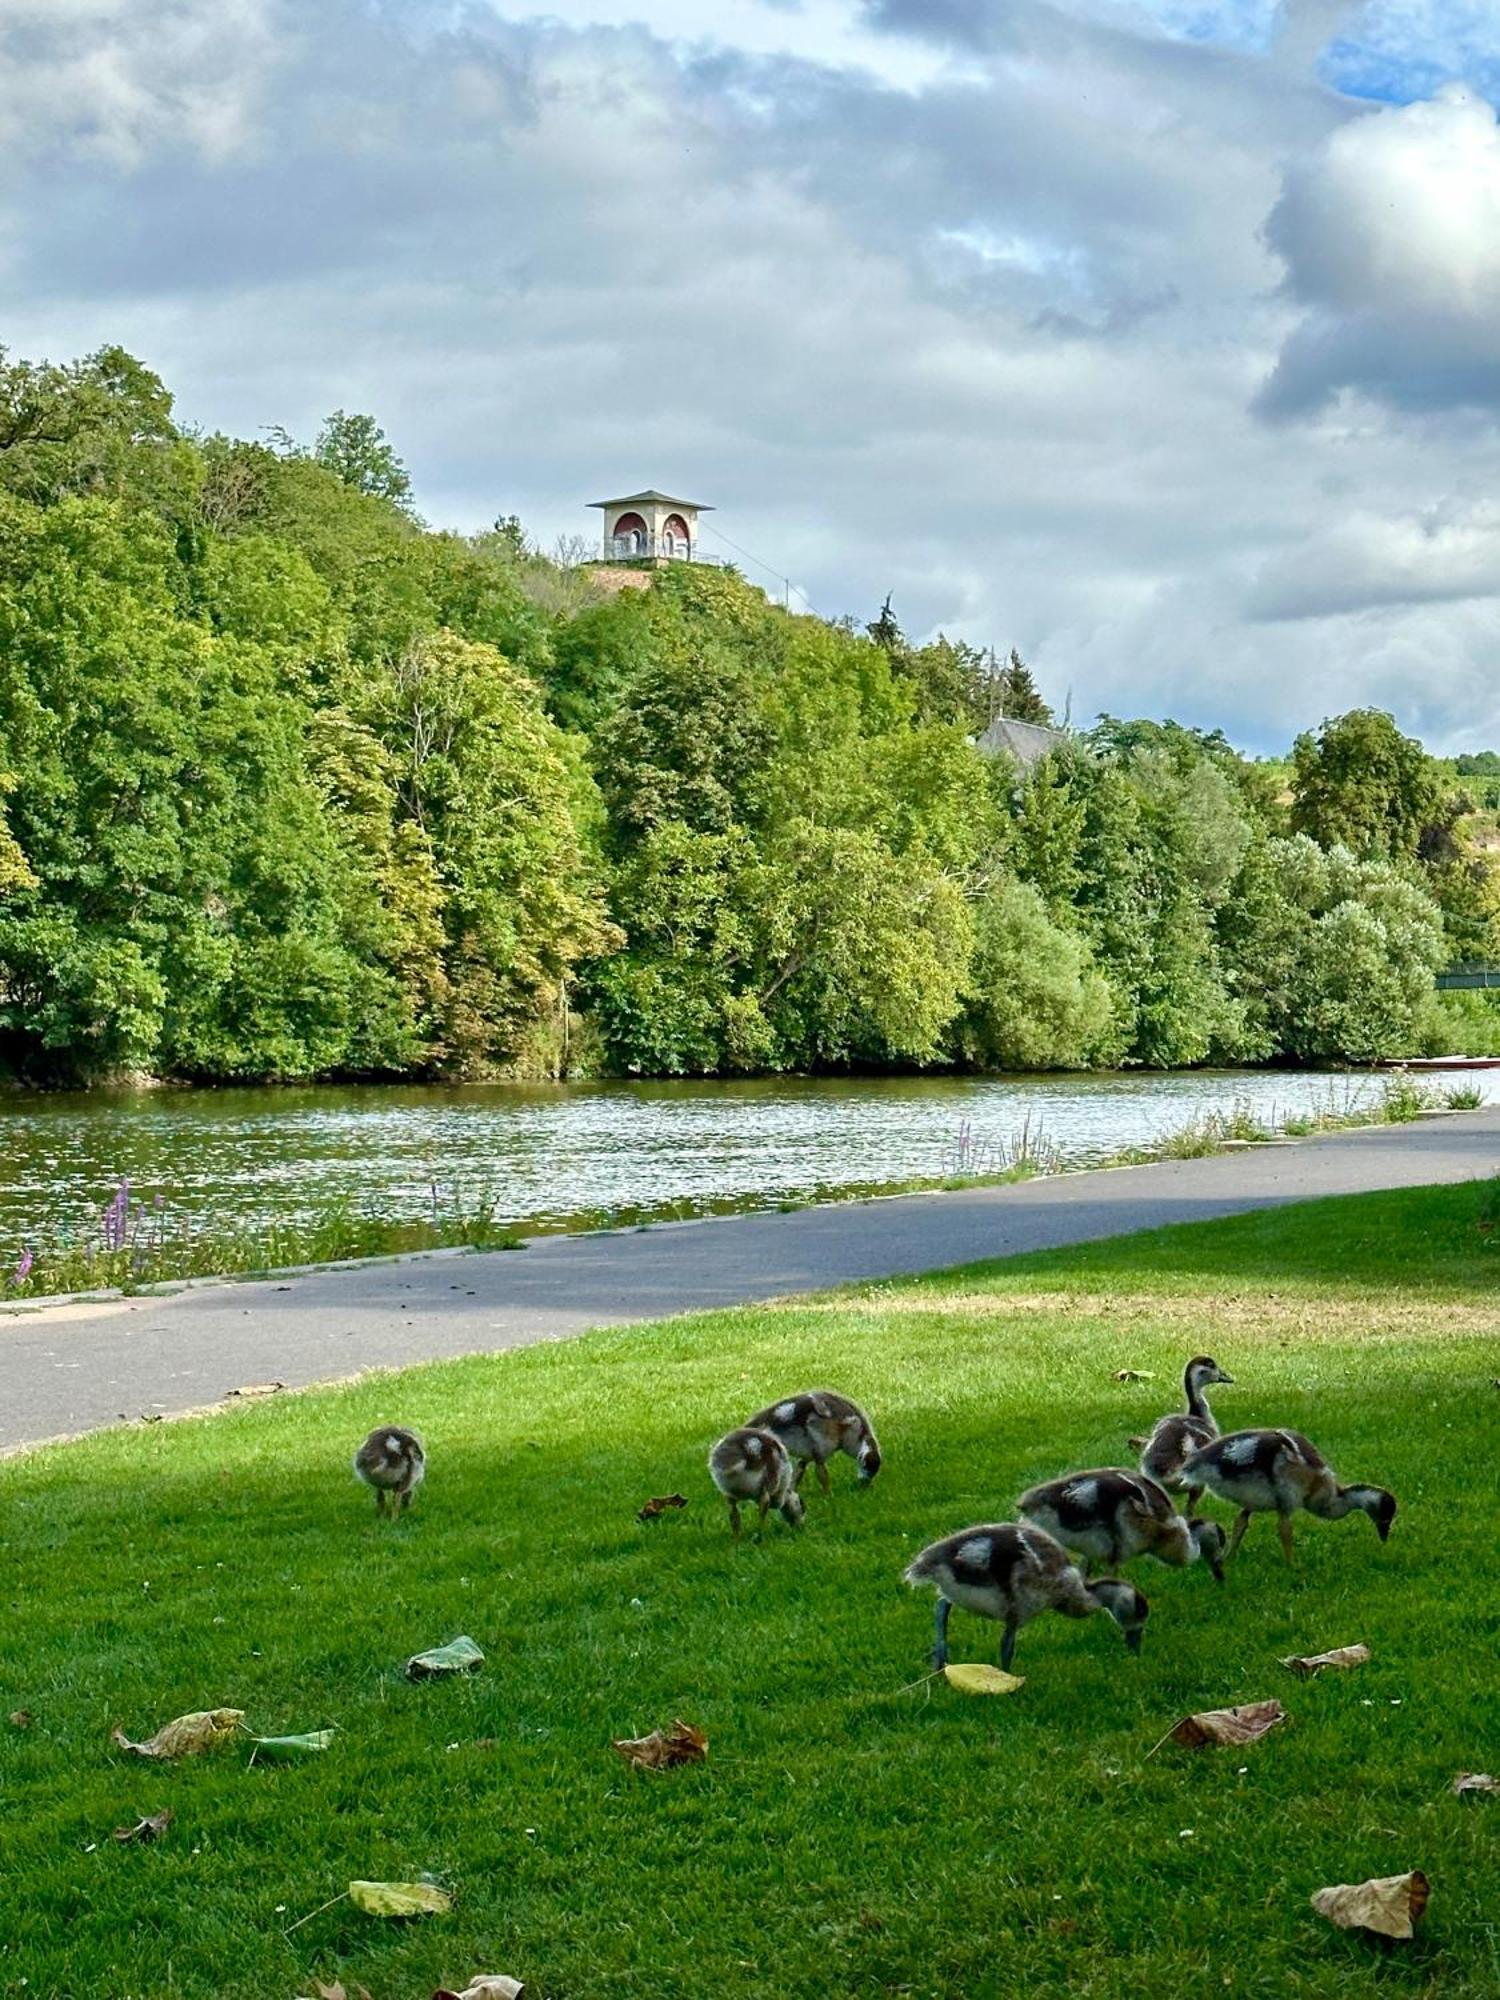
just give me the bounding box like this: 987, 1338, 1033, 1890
588, 490, 715, 512
977, 716, 1070, 768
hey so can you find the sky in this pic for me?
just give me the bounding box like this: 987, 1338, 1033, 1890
3, 2, 1500, 753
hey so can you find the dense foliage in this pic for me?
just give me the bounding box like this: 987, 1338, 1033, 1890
0, 345, 1494, 1083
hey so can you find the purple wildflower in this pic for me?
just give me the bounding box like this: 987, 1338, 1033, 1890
13, 1247, 33, 1286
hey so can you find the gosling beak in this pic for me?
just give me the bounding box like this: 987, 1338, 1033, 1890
1209, 1555, 1226, 1585
1125, 1627, 1143, 1655
1219, 1371, 1236, 1385
1376, 1516, 1392, 1543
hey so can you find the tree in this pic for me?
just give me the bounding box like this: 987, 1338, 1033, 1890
313, 410, 413, 510
995, 649, 1053, 725
957, 880, 1113, 1070
1290, 709, 1442, 862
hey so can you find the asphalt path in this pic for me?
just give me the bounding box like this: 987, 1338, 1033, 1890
3, 1111, 1497, 1452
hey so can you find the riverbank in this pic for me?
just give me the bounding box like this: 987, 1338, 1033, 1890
3, 1181, 1495, 1999
1, 1067, 1484, 1300
2, 1107, 1496, 1453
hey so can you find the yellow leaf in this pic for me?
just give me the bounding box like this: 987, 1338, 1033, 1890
348, 1879, 452, 1918
942, 1664, 1025, 1695
1311, 1870, 1429, 1939
111, 1708, 244, 1759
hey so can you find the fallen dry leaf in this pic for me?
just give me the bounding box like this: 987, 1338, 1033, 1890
1311, 1870, 1429, 1939
942, 1663, 1025, 1696
1112, 1368, 1154, 1382
1453, 1772, 1500, 1796
223, 1381, 284, 1399
111, 1708, 244, 1759
112, 1808, 172, 1844
636, 1493, 688, 1521
348, 1879, 452, 1918
433, 1979, 526, 2000
1281, 1643, 1370, 1677
612, 1719, 708, 1770
1164, 1699, 1286, 1750
8, 1709, 31, 1728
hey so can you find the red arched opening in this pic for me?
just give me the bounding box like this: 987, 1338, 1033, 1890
662, 512, 691, 557
611, 510, 648, 555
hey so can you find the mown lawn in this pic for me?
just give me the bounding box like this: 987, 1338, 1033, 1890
2, 1182, 1498, 2000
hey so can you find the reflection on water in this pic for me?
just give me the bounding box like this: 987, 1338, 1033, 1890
0, 1069, 1483, 1241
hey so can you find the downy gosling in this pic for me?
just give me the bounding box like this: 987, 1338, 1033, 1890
1139, 1354, 1235, 1508
353, 1426, 426, 1516
1180, 1428, 1396, 1565
905, 1521, 1149, 1673
742, 1389, 881, 1495
1018, 1468, 1227, 1581
708, 1426, 806, 1540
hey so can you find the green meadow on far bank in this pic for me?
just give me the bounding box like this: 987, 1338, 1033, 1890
2, 1182, 1498, 1999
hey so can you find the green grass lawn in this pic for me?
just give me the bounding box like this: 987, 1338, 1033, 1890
2, 1183, 1498, 2000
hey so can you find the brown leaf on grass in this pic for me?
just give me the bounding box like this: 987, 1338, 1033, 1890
433, 1979, 526, 2000
1311, 1870, 1429, 1939
636, 1493, 688, 1521
112, 1808, 172, 1843
1112, 1368, 1154, 1382
1453, 1772, 1500, 1796
1165, 1699, 1286, 1750
1281, 1643, 1370, 1677
8, 1709, 31, 1728
612, 1719, 708, 1770
111, 1709, 244, 1759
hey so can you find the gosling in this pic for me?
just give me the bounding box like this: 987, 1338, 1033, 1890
905, 1522, 1149, 1672
708, 1426, 806, 1540
743, 1389, 881, 1495
1139, 1354, 1235, 1509
1018, 1468, 1227, 1582
1180, 1428, 1397, 1565
353, 1426, 426, 1517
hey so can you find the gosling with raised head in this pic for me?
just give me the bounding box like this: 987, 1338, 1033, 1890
353, 1426, 426, 1516
1180, 1428, 1396, 1565
1139, 1354, 1235, 1509
708, 1426, 806, 1540
743, 1389, 881, 1495
905, 1522, 1148, 1672
1018, 1468, 1227, 1581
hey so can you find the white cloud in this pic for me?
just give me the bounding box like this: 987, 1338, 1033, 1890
0, 0, 286, 163
1261, 85, 1500, 415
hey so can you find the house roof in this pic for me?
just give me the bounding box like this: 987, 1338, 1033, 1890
977, 716, 1070, 769
588, 490, 714, 512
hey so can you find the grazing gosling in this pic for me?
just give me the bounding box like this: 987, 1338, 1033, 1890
1140, 1354, 1235, 1509
353, 1426, 426, 1517
905, 1522, 1149, 1672
1018, 1468, 1227, 1581
1180, 1428, 1397, 1566
708, 1426, 806, 1540
743, 1389, 881, 1495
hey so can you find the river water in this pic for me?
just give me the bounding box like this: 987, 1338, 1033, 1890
1, 1067, 1480, 1245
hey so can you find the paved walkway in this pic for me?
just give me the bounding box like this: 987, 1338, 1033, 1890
3, 1111, 1496, 1451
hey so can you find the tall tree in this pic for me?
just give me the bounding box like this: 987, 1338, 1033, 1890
313, 410, 413, 510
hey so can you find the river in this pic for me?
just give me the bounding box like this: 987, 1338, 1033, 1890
2, 1067, 1482, 1247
